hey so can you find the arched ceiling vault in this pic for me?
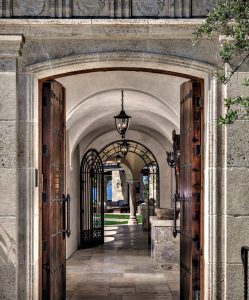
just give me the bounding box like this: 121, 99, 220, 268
57, 70, 188, 159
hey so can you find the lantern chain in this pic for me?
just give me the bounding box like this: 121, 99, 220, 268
121, 90, 124, 110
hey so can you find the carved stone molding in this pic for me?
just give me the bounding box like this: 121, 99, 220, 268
133, 0, 165, 16
0, 35, 25, 57
77, 0, 106, 16
15, 0, 46, 16
1, 0, 216, 18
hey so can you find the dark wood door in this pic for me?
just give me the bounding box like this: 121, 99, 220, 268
42, 81, 66, 300
180, 80, 203, 300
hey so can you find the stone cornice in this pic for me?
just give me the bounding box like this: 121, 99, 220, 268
0, 35, 25, 57
0, 18, 204, 25
0, 19, 206, 40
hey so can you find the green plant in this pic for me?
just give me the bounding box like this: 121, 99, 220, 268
193, 0, 249, 125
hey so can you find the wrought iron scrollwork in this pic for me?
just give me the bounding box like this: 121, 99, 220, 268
167, 130, 181, 238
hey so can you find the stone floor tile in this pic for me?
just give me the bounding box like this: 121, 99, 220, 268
71, 296, 122, 300
109, 287, 136, 296
122, 295, 173, 300
66, 290, 74, 300
171, 291, 180, 300
73, 285, 109, 296
66, 225, 180, 300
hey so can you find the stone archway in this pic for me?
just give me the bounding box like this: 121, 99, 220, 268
28, 52, 217, 299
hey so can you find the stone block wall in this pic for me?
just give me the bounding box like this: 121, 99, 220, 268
0, 36, 24, 299
150, 217, 180, 271
223, 71, 249, 299
0, 18, 247, 299
0, 0, 216, 18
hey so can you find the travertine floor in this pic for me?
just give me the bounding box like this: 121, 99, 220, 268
66, 225, 180, 300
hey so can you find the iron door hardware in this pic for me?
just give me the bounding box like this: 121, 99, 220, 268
62, 194, 71, 239
167, 130, 180, 238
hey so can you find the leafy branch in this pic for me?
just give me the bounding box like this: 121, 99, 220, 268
193, 0, 249, 125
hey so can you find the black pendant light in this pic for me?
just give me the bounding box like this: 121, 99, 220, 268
120, 139, 130, 157
114, 90, 131, 139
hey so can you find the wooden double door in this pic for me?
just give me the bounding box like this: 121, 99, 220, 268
40, 79, 204, 300
41, 80, 67, 300
179, 80, 204, 300
41, 80, 105, 299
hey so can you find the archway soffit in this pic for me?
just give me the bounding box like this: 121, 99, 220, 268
66, 87, 179, 123
30, 52, 216, 80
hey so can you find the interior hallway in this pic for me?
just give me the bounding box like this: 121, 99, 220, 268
66, 225, 180, 300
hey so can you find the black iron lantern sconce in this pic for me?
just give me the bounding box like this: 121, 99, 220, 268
166, 151, 176, 168
114, 90, 131, 139
120, 139, 130, 157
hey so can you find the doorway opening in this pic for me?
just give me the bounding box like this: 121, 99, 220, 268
40, 68, 204, 300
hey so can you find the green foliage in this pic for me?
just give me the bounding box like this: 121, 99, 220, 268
219, 95, 249, 124
193, 0, 249, 125
104, 214, 143, 225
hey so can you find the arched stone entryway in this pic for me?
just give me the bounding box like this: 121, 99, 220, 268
29, 52, 217, 299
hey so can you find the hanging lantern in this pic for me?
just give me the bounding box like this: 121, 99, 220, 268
120, 139, 130, 157
115, 154, 122, 164
114, 90, 131, 138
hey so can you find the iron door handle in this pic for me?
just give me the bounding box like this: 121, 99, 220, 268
62, 194, 71, 239
66, 194, 71, 238
173, 193, 180, 238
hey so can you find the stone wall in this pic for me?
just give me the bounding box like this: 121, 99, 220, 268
0, 36, 27, 299
0, 0, 216, 18
150, 217, 180, 271
220, 70, 249, 300
0, 17, 248, 300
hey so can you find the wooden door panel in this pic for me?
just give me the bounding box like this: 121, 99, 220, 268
42, 81, 66, 300
180, 81, 202, 300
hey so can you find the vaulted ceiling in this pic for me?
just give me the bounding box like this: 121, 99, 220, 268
57, 70, 188, 159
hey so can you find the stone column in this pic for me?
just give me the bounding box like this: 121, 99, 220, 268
0, 35, 24, 300
127, 181, 138, 225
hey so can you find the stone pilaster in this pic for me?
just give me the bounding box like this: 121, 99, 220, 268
110, 0, 131, 18
0, 35, 24, 300
223, 70, 249, 300
0, 0, 13, 17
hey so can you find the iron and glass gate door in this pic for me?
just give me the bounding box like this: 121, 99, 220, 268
180, 80, 203, 300
80, 149, 104, 248
42, 81, 66, 300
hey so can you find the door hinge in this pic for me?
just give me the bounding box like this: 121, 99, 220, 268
42, 240, 47, 251
194, 96, 202, 108
196, 144, 201, 156
42, 192, 47, 203
196, 192, 200, 203
42, 96, 47, 107
35, 169, 38, 187
42, 144, 47, 155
